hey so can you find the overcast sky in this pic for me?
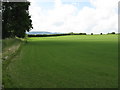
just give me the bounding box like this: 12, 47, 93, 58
29, 0, 119, 34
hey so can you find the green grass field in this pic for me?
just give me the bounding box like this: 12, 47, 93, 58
4, 35, 118, 88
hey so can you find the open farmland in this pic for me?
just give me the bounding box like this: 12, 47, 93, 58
5, 35, 118, 88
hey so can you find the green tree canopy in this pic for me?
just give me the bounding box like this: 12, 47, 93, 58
2, 1, 33, 39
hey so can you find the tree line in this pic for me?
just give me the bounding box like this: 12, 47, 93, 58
27, 32, 117, 37
2, 0, 33, 39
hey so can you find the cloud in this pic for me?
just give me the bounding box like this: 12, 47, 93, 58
29, 0, 119, 34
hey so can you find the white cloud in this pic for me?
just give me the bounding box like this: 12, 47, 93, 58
29, 0, 119, 34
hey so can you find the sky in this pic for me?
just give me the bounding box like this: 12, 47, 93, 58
29, 0, 119, 34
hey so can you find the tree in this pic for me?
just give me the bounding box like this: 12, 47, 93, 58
2, 1, 33, 39
91, 33, 93, 35
79, 33, 86, 35
111, 32, 115, 34
69, 32, 74, 35
107, 32, 115, 35
0, 0, 2, 39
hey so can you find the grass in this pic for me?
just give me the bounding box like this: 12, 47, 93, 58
2, 38, 23, 51
4, 34, 118, 88
0, 39, 2, 88
2, 38, 23, 88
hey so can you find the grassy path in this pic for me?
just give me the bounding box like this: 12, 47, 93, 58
2, 38, 23, 88
6, 35, 118, 88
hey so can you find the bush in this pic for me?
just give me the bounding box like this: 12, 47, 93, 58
28, 34, 71, 37
79, 33, 87, 35
28, 33, 87, 37
111, 32, 115, 34
69, 32, 74, 35
91, 33, 93, 35
107, 32, 116, 35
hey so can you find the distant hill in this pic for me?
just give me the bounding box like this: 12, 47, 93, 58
26, 31, 64, 35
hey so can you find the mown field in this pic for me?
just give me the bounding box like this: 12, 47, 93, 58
4, 35, 118, 88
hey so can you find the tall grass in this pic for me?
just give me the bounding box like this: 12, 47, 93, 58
2, 38, 23, 88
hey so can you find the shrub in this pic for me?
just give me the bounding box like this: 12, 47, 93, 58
91, 33, 93, 35
111, 32, 115, 34
79, 33, 87, 35
69, 32, 74, 35
107, 32, 116, 35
